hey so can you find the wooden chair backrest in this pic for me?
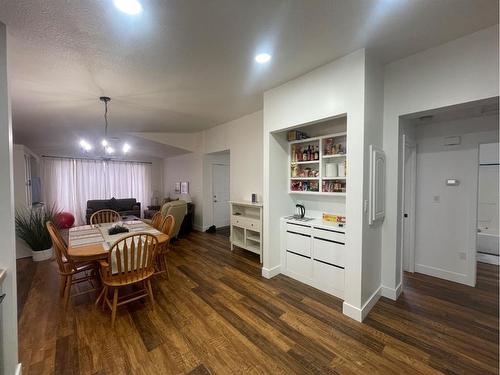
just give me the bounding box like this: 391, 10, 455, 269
102, 233, 158, 284
151, 212, 163, 230
90, 209, 121, 225
160, 215, 175, 237
46, 221, 72, 274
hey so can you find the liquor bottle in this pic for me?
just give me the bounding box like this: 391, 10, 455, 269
314, 146, 319, 160
302, 147, 307, 161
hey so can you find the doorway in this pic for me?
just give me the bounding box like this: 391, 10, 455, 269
212, 163, 230, 228
402, 134, 416, 273
203, 150, 230, 234
400, 98, 499, 287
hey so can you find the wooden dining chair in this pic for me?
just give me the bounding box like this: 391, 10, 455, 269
95, 233, 158, 328
90, 209, 121, 225
150, 212, 163, 230
155, 215, 175, 279
46, 222, 98, 308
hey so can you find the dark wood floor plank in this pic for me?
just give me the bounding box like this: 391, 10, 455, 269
17, 230, 499, 374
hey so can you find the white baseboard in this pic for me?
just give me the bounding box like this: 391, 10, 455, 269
261, 265, 280, 279
15, 363, 22, 375
342, 286, 381, 322
193, 224, 204, 232
477, 253, 500, 265
381, 282, 402, 300
415, 264, 473, 286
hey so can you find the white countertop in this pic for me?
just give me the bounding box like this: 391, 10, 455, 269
282, 216, 346, 233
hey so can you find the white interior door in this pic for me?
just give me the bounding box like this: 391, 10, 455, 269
402, 136, 416, 272
212, 164, 230, 227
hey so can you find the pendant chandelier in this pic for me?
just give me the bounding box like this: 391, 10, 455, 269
79, 96, 131, 155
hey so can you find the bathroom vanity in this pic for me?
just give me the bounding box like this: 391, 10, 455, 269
280, 216, 346, 299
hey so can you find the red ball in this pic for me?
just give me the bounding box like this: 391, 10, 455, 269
55, 212, 75, 229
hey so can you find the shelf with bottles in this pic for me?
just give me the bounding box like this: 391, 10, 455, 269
322, 179, 346, 193
290, 164, 320, 178
290, 179, 320, 193
322, 133, 347, 157
290, 141, 320, 163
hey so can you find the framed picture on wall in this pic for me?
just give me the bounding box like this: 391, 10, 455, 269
174, 182, 181, 194
181, 181, 189, 194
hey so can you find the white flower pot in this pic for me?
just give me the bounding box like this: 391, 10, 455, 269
32, 247, 53, 262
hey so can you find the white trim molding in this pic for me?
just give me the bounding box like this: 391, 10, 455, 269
415, 264, 473, 286
261, 265, 281, 279
15, 363, 22, 375
342, 286, 381, 322
381, 283, 402, 300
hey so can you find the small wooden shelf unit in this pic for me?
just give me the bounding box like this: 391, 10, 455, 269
230, 201, 263, 263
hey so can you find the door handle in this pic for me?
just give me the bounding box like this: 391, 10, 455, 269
213, 200, 218, 203
404, 213, 408, 218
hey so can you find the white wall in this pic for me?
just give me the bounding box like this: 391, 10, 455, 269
204, 111, 263, 202
163, 110, 263, 230
382, 25, 499, 295
414, 115, 498, 285
150, 158, 164, 201
0, 21, 20, 375
164, 152, 203, 229
361, 52, 384, 304
263, 49, 368, 320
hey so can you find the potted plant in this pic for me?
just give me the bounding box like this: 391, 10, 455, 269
15, 204, 60, 262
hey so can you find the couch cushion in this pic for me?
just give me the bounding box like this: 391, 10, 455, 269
87, 200, 110, 210
116, 198, 137, 210
109, 197, 119, 211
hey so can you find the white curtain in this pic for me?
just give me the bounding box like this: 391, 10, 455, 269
42, 157, 152, 224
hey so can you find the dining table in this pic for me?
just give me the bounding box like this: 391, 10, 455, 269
67, 220, 169, 262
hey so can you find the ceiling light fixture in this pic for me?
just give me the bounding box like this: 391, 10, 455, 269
78, 97, 132, 156
255, 53, 272, 64
113, 0, 143, 15
79, 139, 92, 152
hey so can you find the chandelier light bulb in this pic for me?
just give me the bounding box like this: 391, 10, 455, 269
79, 139, 92, 151
101, 139, 108, 147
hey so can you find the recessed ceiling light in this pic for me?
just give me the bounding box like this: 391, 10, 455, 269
101, 139, 108, 147
255, 53, 272, 64
122, 143, 131, 153
105, 146, 115, 154
113, 0, 143, 15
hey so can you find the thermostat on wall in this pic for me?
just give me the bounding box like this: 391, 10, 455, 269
446, 179, 460, 186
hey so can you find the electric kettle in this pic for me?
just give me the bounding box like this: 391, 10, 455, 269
295, 204, 305, 219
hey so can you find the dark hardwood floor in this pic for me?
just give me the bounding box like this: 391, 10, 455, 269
17, 231, 499, 374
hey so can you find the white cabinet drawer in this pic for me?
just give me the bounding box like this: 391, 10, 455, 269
232, 216, 260, 230
312, 238, 345, 268
245, 218, 260, 230
286, 231, 311, 257
312, 227, 345, 244
286, 222, 311, 236
313, 260, 344, 294
286, 251, 312, 279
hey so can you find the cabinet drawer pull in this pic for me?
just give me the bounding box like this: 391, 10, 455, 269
287, 250, 311, 259
315, 237, 344, 245
314, 259, 344, 269
287, 230, 311, 238
313, 226, 345, 234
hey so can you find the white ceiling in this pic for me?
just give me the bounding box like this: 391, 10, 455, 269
0, 0, 498, 158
